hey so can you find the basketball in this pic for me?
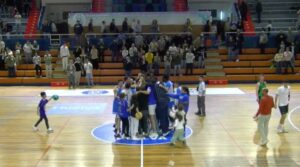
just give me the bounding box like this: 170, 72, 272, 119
135, 111, 143, 120
52, 95, 59, 101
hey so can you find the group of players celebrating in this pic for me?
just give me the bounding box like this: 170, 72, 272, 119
112, 73, 192, 144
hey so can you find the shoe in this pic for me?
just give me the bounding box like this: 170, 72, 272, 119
169, 142, 175, 146
114, 134, 121, 139
195, 112, 201, 115
182, 141, 187, 146
32, 126, 39, 132
47, 128, 54, 134
162, 131, 170, 137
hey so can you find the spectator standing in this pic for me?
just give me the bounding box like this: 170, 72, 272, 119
5, 51, 16, 77
84, 60, 94, 88
259, 30, 268, 54
129, 43, 138, 67
266, 21, 272, 36
98, 39, 106, 63
227, 36, 237, 61
124, 56, 132, 77
164, 52, 172, 76
157, 36, 166, 60
74, 57, 82, 87
109, 19, 118, 33
32, 53, 42, 78
121, 46, 129, 59
74, 20, 83, 36
296, 9, 300, 30
110, 39, 119, 62
73, 46, 82, 59
274, 52, 283, 74
283, 47, 294, 74
153, 52, 161, 75
185, 49, 195, 75
173, 49, 182, 76
0, 46, 5, 71
23, 41, 32, 64
15, 42, 22, 65
145, 50, 154, 73
88, 19, 93, 32
255, 0, 262, 23
32, 40, 40, 55
60, 43, 70, 71
135, 19, 142, 33
44, 51, 52, 78
135, 33, 144, 49
14, 11, 22, 34
236, 29, 244, 55
67, 59, 76, 89
184, 18, 192, 32
122, 17, 129, 33
100, 21, 107, 33
90, 45, 99, 69
239, 1, 248, 21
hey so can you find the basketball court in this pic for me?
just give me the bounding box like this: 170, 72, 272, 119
0, 84, 299, 167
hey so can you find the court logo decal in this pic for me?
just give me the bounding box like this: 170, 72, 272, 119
91, 123, 193, 146
48, 103, 107, 115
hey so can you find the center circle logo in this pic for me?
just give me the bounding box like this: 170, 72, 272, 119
91, 123, 193, 146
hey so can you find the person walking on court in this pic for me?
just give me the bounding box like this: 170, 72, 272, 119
275, 82, 290, 133
256, 74, 267, 103
170, 112, 186, 146
253, 88, 275, 146
196, 76, 206, 116
84, 60, 94, 88
32, 92, 54, 133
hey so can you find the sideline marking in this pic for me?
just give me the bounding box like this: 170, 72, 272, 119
34, 118, 71, 167
288, 106, 300, 132
141, 139, 144, 167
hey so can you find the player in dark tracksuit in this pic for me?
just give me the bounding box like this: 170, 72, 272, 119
155, 82, 170, 137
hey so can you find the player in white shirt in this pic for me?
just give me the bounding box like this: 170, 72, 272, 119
275, 82, 290, 133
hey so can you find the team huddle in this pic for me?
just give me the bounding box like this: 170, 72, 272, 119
112, 74, 206, 145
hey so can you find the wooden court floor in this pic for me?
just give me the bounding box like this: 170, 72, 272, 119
0, 84, 299, 167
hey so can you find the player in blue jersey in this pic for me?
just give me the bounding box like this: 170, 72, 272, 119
113, 80, 123, 138
32, 92, 54, 133
118, 93, 130, 139
168, 86, 190, 131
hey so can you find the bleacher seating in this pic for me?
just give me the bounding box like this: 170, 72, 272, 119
248, 0, 300, 31
0, 48, 299, 85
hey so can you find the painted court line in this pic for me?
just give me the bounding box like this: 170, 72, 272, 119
141, 139, 144, 167
288, 106, 300, 132
34, 117, 71, 167
216, 118, 255, 167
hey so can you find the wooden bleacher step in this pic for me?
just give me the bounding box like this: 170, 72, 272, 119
205, 52, 226, 77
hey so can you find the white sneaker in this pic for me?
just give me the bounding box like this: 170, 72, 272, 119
32, 126, 39, 132
277, 125, 283, 133
47, 128, 54, 134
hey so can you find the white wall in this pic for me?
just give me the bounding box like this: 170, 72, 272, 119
45, 3, 91, 22
188, 0, 235, 20
42, 0, 92, 5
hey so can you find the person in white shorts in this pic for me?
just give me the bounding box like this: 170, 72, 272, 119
275, 81, 290, 133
